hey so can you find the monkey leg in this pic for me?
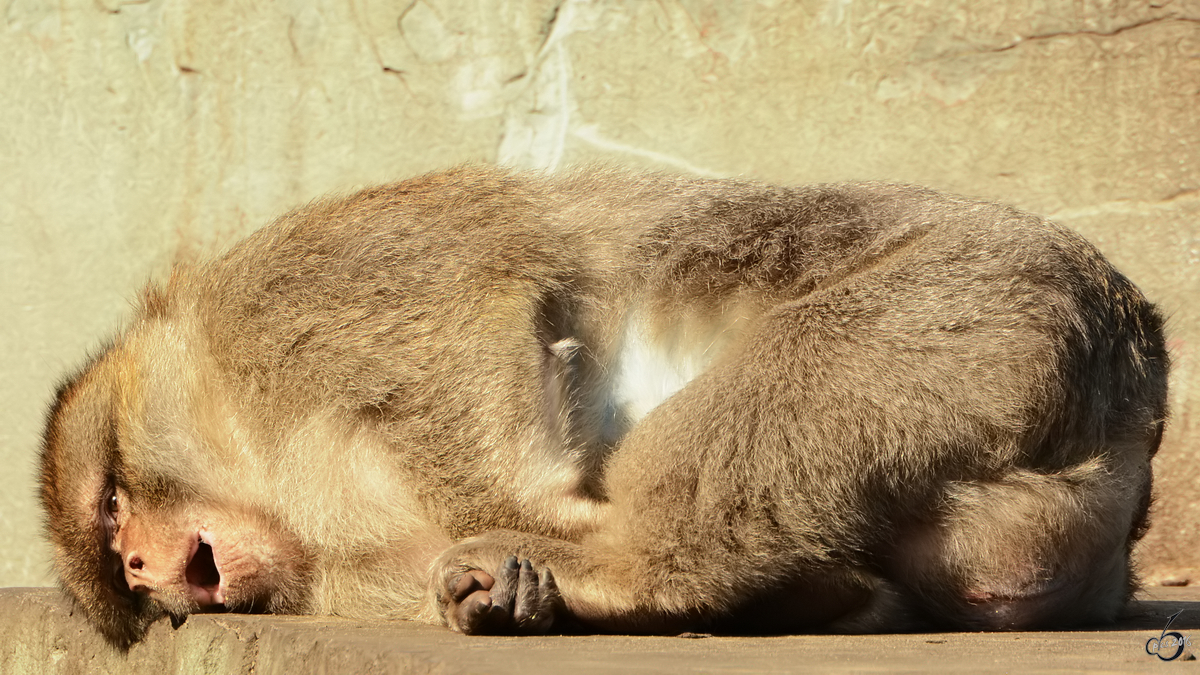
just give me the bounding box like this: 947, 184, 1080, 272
433, 245, 1160, 634
884, 461, 1143, 631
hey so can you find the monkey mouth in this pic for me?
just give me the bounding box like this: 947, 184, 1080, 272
186, 532, 225, 607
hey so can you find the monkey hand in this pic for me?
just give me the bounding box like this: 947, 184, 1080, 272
439, 554, 563, 635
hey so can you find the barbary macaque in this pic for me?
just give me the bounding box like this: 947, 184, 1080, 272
40, 166, 1168, 646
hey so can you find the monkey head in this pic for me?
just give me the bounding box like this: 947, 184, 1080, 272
39, 315, 313, 647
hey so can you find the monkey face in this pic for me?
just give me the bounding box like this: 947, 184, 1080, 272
105, 486, 229, 615
40, 351, 163, 646
40, 346, 312, 647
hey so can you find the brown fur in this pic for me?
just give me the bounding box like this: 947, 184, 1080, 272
39, 166, 1169, 645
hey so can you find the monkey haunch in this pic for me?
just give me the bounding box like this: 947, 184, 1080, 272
40, 167, 1168, 646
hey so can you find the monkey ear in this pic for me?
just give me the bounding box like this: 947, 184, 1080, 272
139, 271, 188, 322
140, 284, 172, 321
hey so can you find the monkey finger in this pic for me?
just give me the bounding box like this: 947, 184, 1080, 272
479, 600, 516, 634
539, 567, 562, 616
512, 559, 540, 628
451, 569, 495, 603
515, 563, 560, 634
488, 555, 521, 615
451, 589, 495, 634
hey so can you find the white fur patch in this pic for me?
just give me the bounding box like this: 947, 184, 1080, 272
603, 309, 747, 441
611, 316, 709, 423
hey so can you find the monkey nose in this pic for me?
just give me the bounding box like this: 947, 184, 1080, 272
123, 553, 151, 593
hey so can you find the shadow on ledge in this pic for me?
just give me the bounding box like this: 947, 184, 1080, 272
2, 586, 1197, 674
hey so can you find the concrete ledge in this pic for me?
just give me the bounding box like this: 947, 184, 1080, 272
2, 587, 1198, 674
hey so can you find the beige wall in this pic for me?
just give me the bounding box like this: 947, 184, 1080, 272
2, 0, 1197, 588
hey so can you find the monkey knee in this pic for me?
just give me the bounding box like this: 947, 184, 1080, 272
889, 517, 1132, 630
939, 601, 1037, 631
912, 551, 1129, 631
923, 580, 1103, 631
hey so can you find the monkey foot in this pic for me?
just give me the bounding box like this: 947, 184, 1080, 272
447, 556, 561, 635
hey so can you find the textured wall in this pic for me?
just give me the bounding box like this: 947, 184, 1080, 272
2, 0, 1197, 588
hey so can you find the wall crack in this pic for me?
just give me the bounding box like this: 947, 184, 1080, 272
985, 16, 1200, 54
